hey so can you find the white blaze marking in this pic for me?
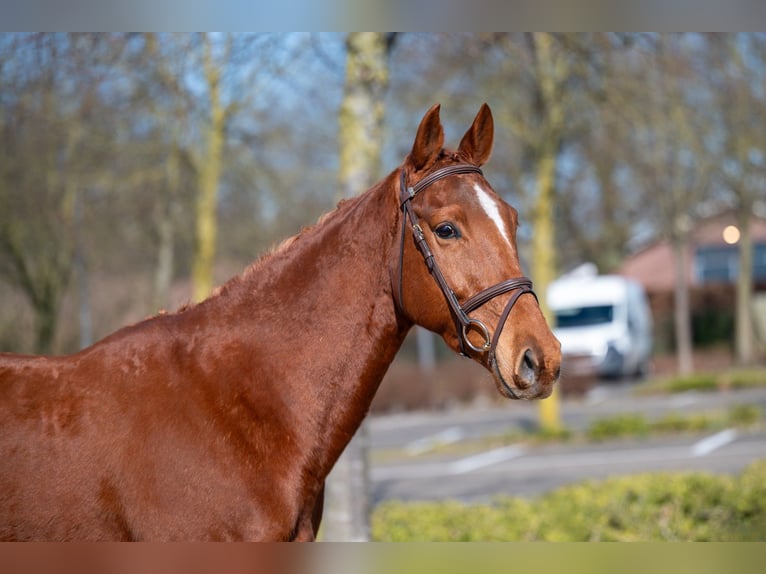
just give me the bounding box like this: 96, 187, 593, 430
474, 184, 512, 247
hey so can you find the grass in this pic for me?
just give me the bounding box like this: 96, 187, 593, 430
586, 404, 762, 442
636, 366, 766, 395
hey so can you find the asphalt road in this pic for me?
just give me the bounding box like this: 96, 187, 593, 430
367, 383, 766, 506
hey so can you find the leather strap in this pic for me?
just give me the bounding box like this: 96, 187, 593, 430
396, 163, 537, 358
463, 278, 535, 314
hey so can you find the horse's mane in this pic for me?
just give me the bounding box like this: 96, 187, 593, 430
173, 194, 363, 315
172, 155, 475, 316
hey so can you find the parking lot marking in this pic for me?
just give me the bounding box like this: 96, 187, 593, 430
405, 426, 465, 456
690, 428, 737, 457
447, 445, 526, 475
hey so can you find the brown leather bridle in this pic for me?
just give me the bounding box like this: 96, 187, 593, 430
396, 163, 537, 363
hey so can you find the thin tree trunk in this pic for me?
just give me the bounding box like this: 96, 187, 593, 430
192, 35, 226, 303
34, 294, 58, 356
336, 33, 390, 202
532, 141, 562, 432
416, 327, 436, 373
74, 189, 92, 349
735, 203, 755, 365
595, 156, 625, 272
531, 146, 558, 318
154, 211, 175, 312
672, 232, 694, 375
154, 145, 181, 312
530, 33, 563, 432
323, 32, 391, 542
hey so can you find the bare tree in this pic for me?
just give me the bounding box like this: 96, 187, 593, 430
621, 34, 716, 374
323, 32, 394, 542
708, 34, 766, 365
555, 35, 644, 272
0, 34, 121, 353
135, 34, 194, 312
190, 34, 231, 302
486, 33, 588, 429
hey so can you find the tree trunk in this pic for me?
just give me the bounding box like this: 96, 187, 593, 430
34, 293, 58, 356
594, 154, 625, 273
530, 33, 563, 432
672, 230, 694, 375
192, 35, 226, 303
532, 141, 562, 432
416, 327, 436, 373
323, 32, 391, 542
74, 189, 92, 349
34, 167, 78, 355
154, 145, 181, 312
154, 208, 175, 312
735, 203, 755, 365
336, 33, 390, 202
531, 146, 558, 318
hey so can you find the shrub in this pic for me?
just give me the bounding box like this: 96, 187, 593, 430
664, 373, 719, 393
727, 404, 762, 427
577, 405, 760, 443
651, 412, 717, 434
586, 414, 649, 441
371, 461, 766, 541
726, 369, 766, 390
637, 367, 766, 396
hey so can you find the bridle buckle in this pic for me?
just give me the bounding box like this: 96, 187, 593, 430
462, 318, 492, 354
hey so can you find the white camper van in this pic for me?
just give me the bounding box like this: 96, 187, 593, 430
547, 274, 653, 379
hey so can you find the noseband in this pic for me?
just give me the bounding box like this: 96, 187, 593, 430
397, 163, 537, 362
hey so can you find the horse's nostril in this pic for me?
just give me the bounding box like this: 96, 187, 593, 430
523, 348, 537, 371
516, 348, 539, 389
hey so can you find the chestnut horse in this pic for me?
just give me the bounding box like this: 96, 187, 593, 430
0, 104, 560, 541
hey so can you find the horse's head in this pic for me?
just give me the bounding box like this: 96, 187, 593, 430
396, 103, 561, 400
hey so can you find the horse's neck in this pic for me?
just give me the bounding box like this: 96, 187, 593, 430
219, 171, 409, 470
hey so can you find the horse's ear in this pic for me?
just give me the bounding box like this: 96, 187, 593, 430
458, 103, 494, 166
409, 103, 444, 171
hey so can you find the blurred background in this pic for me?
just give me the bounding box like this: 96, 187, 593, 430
1, 33, 765, 541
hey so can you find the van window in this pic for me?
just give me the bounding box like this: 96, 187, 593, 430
554, 305, 614, 328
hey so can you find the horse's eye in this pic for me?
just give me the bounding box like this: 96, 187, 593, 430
434, 223, 460, 240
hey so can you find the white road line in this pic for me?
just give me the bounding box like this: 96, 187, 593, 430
585, 387, 610, 406
670, 393, 699, 408
372, 445, 526, 481
371, 461, 450, 481
372, 431, 749, 482
405, 426, 465, 456
690, 428, 737, 457
447, 445, 526, 475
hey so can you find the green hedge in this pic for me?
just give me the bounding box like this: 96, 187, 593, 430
638, 368, 766, 395
371, 460, 766, 541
